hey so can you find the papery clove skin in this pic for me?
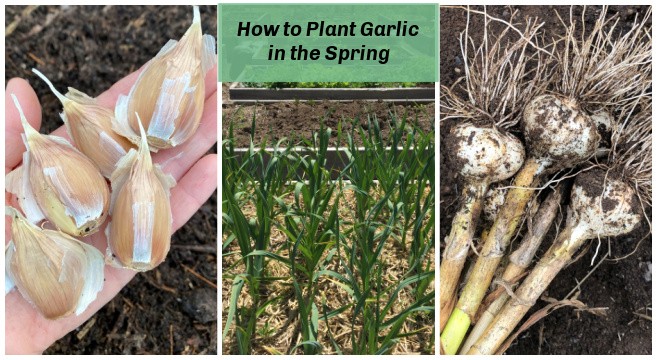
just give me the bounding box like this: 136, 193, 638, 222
32, 68, 134, 178
114, 5, 216, 151
6, 95, 110, 237
5, 207, 105, 320
106, 114, 176, 271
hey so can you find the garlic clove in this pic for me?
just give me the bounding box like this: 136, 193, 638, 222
31, 68, 134, 178
9, 94, 110, 236
106, 113, 175, 271
114, 5, 216, 151
5, 206, 105, 319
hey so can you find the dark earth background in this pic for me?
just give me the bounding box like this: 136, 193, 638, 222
440, 5, 651, 355
5, 5, 217, 354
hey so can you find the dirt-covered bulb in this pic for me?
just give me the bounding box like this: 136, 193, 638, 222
523, 94, 600, 172
568, 169, 642, 240
450, 123, 525, 183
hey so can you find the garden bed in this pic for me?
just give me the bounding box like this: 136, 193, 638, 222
222, 99, 435, 148
228, 82, 435, 104
222, 187, 435, 354
222, 119, 435, 354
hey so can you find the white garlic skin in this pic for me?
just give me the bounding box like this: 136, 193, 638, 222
567, 170, 641, 241
523, 94, 600, 172
451, 123, 525, 183
590, 109, 613, 133
483, 185, 508, 222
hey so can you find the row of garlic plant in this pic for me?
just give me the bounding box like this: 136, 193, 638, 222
222, 114, 435, 354
440, 6, 651, 355
5, 6, 216, 320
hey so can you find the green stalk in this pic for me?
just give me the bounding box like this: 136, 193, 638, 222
278, 126, 340, 354
336, 117, 435, 354
222, 119, 296, 354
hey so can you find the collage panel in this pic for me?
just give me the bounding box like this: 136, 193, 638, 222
439, 5, 651, 355
3, 2, 652, 357
4, 5, 218, 354
221, 84, 436, 355
220, 3, 436, 355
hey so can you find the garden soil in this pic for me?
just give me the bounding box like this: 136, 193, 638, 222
440, 5, 651, 355
223, 87, 435, 148
5, 5, 217, 354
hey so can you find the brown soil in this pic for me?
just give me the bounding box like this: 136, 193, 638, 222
223, 95, 435, 148
5, 5, 217, 354
440, 5, 651, 355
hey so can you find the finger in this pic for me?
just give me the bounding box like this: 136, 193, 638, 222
154, 91, 218, 180
4, 264, 136, 355
171, 154, 218, 230
204, 65, 218, 100
5, 78, 42, 173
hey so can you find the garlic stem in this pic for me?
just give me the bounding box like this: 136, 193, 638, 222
32, 68, 68, 104
459, 185, 563, 354
440, 124, 524, 332
440, 182, 486, 330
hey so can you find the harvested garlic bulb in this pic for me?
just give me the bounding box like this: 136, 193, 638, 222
5, 95, 110, 237
567, 169, 642, 239
106, 114, 176, 271
523, 94, 600, 172
440, 124, 524, 330
469, 170, 641, 355
450, 124, 525, 183
32, 68, 134, 178
114, 5, 216, 151
5, 207, 105, 320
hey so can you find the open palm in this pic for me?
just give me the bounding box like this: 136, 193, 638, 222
4, 65, 218, 354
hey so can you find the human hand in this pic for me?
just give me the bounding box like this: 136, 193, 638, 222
4, 65, 218, 354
